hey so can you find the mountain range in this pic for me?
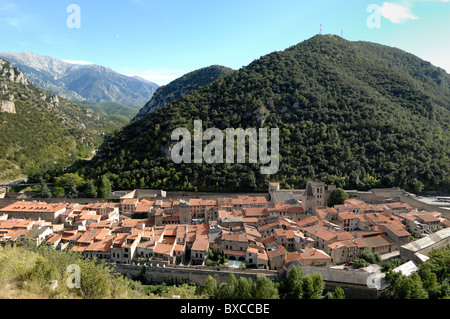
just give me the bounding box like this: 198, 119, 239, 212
0, 57, 127, 181
78, 35, 450, 193
0, 51, 159, 109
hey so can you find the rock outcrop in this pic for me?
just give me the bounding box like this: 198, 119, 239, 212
0, 100, 15, 114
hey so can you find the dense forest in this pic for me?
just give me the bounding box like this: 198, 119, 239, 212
61, 35, 449, 193
134, 65, 235, 120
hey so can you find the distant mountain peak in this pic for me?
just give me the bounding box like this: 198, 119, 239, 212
0, 51, 159, 109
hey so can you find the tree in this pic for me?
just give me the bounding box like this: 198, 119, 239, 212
302, 274, 325, 299
216, 273, 238, 299
251, 276, 279, 299
419, 263, 441, 299
327, 188, 349, 207
280, 265, 304, 299
326, 286, 345, 299
204, 275, 218, 299
413, 180, 424, 194
358, 250, 381, 264
54, 173, 86, 190
98, 175, 112, 199
37, 178, 52, 198
64, 179, 79, 198
235, 277, 253, 299
85, 180, 98, 198
52, 186, 65, 198
352, 258, 370, 269
385, 271, 428, 299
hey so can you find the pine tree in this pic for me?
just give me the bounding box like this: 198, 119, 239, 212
85, 180, 98, 198
99, 175, 112, 199
38, 178, 52, 198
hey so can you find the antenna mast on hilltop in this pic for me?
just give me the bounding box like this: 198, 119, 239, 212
319, 24, 323, 35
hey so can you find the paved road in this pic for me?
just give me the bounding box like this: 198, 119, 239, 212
0, 177, 28, 192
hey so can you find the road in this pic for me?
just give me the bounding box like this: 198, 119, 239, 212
0, 177, 28, 192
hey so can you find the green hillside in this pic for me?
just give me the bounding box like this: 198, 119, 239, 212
80, 101, 139, 120
78, 35, 450, 193
0, 58, 127, 181
134, 65, 235, 120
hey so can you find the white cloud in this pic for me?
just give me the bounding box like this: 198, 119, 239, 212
380, 2, 419, 23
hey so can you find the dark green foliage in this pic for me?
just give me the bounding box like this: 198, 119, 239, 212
251, 276, 279, 299
327, 188, 349, 207
381, 258, 404, 272
279, 265, 304, 299
79, 35, 450, 193
326, 286, 345, 299
359, 250, 382, 264
352, 258, 370, 269
203, 275, 218, 298
302, 273, 325, 299
385, 271, 428, 299
37, 178, 52, 198
85, 180, 98, 198
134, 65, 235, 120
80, 101, 139, 120
383, 247, 450, 299
98, 175, 112, 199
353, 250, 381, 269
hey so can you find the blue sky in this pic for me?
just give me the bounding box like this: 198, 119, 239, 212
0, 0, 449, 85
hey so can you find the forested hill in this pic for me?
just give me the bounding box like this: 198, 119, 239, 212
0, 58, 127, 181
133, 65, 234, 120
79, 35, 450, 193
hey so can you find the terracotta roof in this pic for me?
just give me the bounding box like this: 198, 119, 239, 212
338, 212, 359, 220
287, 206, 305, 214
300, 247, 331, 260
296, 216, 320, 227
267, 246, 286, 259
262, 235, 277, 246
190, 199, 217, 206
301, 225, 338, 242
344, 198, 365, 205
0, 202, 66, 214
363, 234, 395, 248
222, 231, 248, 242
231, 196, 267, 206
336, 232, 354, 241
274, 228, 295, 239
417, 214, 440, 223
223, 249, 246, 257
85, 235, 115, 252
243, 207, 268, 217
153, 243, 173, 255
191, 236, 210, 252
121, 198, 138, 205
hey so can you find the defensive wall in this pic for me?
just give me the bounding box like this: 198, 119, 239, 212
113, 264, 383, 299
